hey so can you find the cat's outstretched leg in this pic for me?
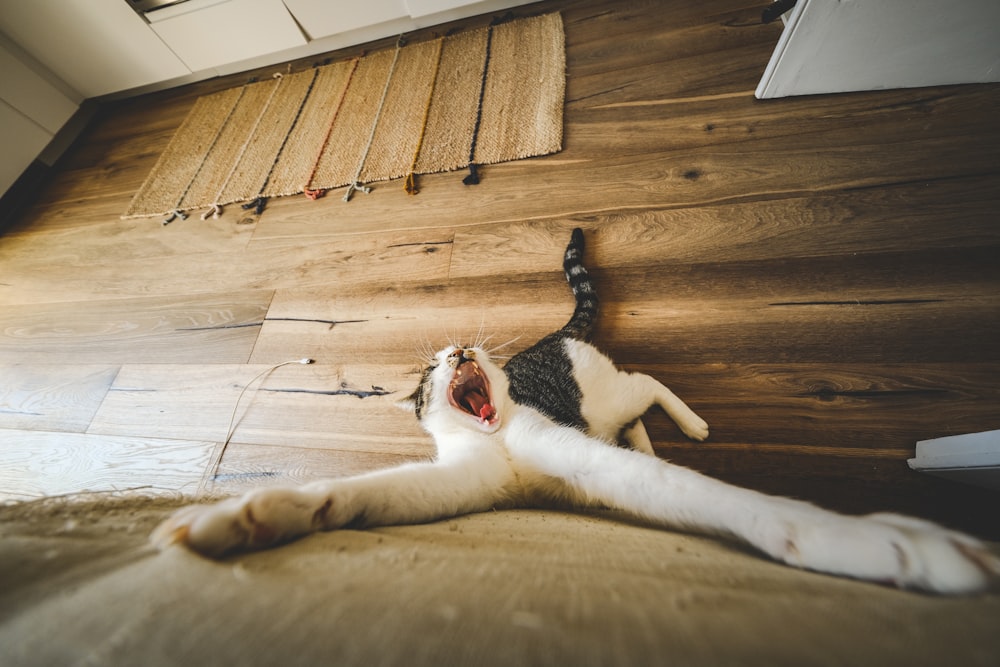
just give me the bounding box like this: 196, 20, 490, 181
152, 456, 514, 558
507, 412, 999, 594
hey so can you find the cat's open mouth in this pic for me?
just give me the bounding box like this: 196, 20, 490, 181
448, 359, 498, 426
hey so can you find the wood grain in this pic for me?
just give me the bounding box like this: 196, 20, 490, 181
0, 225, 450, 306
630, 362, 1000, 451
0, 365, 118, 432
448, 176, 1000, 277
0, 430, 213, 501
250, 277, 570, 365
0, 291, 271, 363
1, 0, 998, 537
206, 443, 426, 496
89, 363, 433, 455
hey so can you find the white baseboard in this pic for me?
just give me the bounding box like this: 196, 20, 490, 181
908, 429, 1000, 491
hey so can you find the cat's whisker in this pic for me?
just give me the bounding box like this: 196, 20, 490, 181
477, 332, 496, 350
474, 314, 487, 349
416, 334, 439, 364
486, 334, 523, 356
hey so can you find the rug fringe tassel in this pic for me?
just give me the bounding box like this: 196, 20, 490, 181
241, 197, 267, 215
200, 203, 222, 220
462, 163, 480, 185
303, 188, 326, 200
163, 209, 188, 225
343, 182, 372, 202
404, 172, 418, 195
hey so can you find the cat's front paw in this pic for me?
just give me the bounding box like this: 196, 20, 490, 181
151, 488, 329, 558
151, 499, 249, 557
777, 512, 1000, 594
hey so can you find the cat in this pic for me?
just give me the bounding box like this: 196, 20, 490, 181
152, 228, 999, 594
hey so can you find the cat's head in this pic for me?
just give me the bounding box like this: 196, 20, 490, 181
399, 345, 504, 435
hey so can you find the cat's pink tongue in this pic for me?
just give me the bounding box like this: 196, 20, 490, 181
465, 391, 494, 423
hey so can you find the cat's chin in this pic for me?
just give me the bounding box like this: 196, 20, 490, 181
463, 412, 502, 434
454, 403, 501, 432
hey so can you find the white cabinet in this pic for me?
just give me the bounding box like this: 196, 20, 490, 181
0, 102, 53, 197
0, 39, 79, 134
407, 0, 495, 19
281, 0, 539, 57
757, 0, 1000, 98
281, 0, 410, 41
0, 37, 80, 196
148, 0, 308, 72
0, 0, 191, 99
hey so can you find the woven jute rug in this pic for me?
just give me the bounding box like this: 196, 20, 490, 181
123, 12, 565, 220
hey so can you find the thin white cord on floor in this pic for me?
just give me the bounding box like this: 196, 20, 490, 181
210, 358, 314, 482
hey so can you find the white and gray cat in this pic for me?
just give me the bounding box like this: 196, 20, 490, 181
153, 228, 999, 594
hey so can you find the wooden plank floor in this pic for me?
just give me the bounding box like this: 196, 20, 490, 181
2, 0, 999, 538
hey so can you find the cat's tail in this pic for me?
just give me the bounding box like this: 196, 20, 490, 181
561, 227, 598, 341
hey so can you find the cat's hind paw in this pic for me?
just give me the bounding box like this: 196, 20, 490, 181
679, 413, 709, 442
866, 513, 1000, 594
775, 512, 1000, 595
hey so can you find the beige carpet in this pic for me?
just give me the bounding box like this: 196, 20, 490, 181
2, 495, 999, 666
123, 13, 566, 219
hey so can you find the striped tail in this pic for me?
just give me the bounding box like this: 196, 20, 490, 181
561, 228, 599, 341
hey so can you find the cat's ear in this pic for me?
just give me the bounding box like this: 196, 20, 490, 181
397, 365, 432, 417
395, 385, 421, 413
